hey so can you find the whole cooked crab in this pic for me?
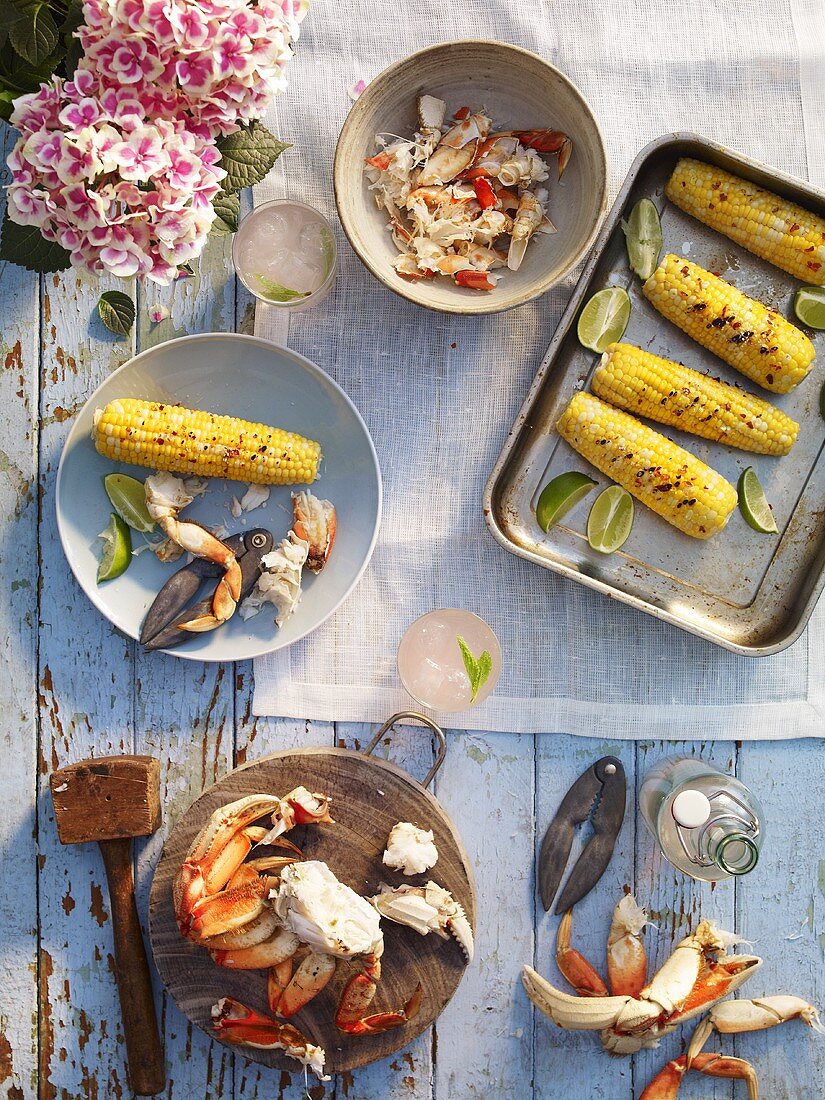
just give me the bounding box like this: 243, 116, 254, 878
173, 790, 473, 1079
523, 894, 823, 1097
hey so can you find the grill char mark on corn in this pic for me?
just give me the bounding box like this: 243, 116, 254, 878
556, 392, 738, 539
642, 254, 815, 394
93, 398, 321, 485
592, 342, 799, 456
666, 157, 825, 285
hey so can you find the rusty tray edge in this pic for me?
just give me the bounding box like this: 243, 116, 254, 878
483, 131, 825, 657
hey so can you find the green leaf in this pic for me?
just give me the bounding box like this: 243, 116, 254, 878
0, 87, 14, 119
9, 2, 58, 65
0, 211, 72, 272
60, 0, 83, 74
216, 121, 290, 195
253, 273, 309, 302
212, 190, 240, 233
97, 290, 136, 338
456, 634, 493, 703
0, 42, 62, 94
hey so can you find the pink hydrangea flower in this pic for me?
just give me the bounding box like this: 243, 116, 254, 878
77, 0, 309, 136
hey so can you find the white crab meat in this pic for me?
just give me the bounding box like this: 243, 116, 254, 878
417, 94, 445, 132
371, 881, 474, 962
382, 822, 439, 876
272, 861, 383, 960
144, 471, 194, 520
240, 483, 271, 513
239, 532, 308, 624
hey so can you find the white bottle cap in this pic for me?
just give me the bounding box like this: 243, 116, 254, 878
672, 789, 711, 829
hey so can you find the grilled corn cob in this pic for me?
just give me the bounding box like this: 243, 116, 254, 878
556, 392, 737, 539
642, 254, 815, 393
93, 398, 321, 485
666, 158, 825, 285
592, 343, 799, 455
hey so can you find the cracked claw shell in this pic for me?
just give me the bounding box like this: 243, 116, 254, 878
372, 881, 474, 962
272, 860, 383, 958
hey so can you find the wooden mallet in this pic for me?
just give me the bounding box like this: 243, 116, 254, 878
50, 755, 165, 1095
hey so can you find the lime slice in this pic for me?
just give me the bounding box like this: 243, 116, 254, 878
587, 485, 634, 553
104, 473, 155, 533
738, 467, 778, 534
536, 471, 598, 532
97, 513, 132, 583
577, 287, 631, 353
621, 198, 663, 280
794, 286, 825, 330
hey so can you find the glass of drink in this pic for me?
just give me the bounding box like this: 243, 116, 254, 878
233, 198, 337, 309
397, 609, 502, 712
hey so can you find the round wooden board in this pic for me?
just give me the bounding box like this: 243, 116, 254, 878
149, 747, 476, 1074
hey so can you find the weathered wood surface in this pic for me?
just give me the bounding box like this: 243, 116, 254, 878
0, 130, 823, 1100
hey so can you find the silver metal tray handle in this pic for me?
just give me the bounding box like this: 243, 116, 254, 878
364, 712, 447, 788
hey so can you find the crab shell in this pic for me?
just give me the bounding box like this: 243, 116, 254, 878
271, 860, 383, 959
371, 882, 474, 963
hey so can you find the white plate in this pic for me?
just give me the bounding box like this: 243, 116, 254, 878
56, 333, 382, 661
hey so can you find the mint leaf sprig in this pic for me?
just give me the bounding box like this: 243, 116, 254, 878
457, 635, 493, 704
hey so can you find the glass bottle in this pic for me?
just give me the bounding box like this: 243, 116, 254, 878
639, 756, 764, 882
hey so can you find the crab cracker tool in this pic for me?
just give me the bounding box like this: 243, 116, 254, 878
538, 756, 626, 914
140, 528, 274, 650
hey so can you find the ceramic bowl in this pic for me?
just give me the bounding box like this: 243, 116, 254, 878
334, 40, 608, 315
56, 334, 381, 662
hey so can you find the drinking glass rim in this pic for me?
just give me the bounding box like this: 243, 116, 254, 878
232, 198, 338, 308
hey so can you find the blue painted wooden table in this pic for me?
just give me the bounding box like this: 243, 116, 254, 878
0, 121, 823, 1098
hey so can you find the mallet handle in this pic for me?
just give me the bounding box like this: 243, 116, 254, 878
99, 837, 165, 1095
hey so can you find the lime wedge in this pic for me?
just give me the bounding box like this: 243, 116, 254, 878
738, 467, 778, 534
621, 198, 663, 280
104, 473, 155, 533
97, 513, 132, 583
577, 287, 631, 353
536, 470, 598, 532
794, 286, 825, 330
587, 485, 634, 553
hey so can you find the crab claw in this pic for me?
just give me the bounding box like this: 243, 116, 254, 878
640, 1052, 759, 1100
173, 795, 286, 935
257, 786, 334, 846
371, 882, 474, 962
291, 492, 337, 573
212, 997, 330, 1080
335, 949, 423, 1035
687, 995, 825, 1066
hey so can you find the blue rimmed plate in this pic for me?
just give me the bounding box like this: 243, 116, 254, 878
56, 333, 382, 661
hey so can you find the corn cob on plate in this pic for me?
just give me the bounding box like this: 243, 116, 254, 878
485, 134, 825, 654
56, 334, 382, 663
592, 343, 800, 455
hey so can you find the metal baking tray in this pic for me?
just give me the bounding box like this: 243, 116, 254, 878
484, 133, 825, 655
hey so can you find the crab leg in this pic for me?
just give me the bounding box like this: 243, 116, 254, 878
641, 920, 738, 1015
210, 928, 301, 970
145, 473, 242, 632
607, 895, 649, 998
335, 948, 423, 1035
687, 995, 825, 1065
511, 128, 573, 177
278, 952, 337, 1018
200, 908, 281, 951
212, 997, 329, 1081
555, 910, 608, 996
640, 1052, 759, 1100
508, 192, 543, 271
522, 966, 651, 1032
187, 876, 269, 941
268, 958, 295, 1014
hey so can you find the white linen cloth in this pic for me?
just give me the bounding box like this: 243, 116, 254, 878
252, 0, 825, 739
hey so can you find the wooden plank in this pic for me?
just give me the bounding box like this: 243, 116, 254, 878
632, 741, 737, 1099
133, 230, 238, 1100
433, 730, 535, 1099
533, 735, 636, 1100
36, 266, 136, 1098
0, 122, 40, 1100
735, 741, 825, 1100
